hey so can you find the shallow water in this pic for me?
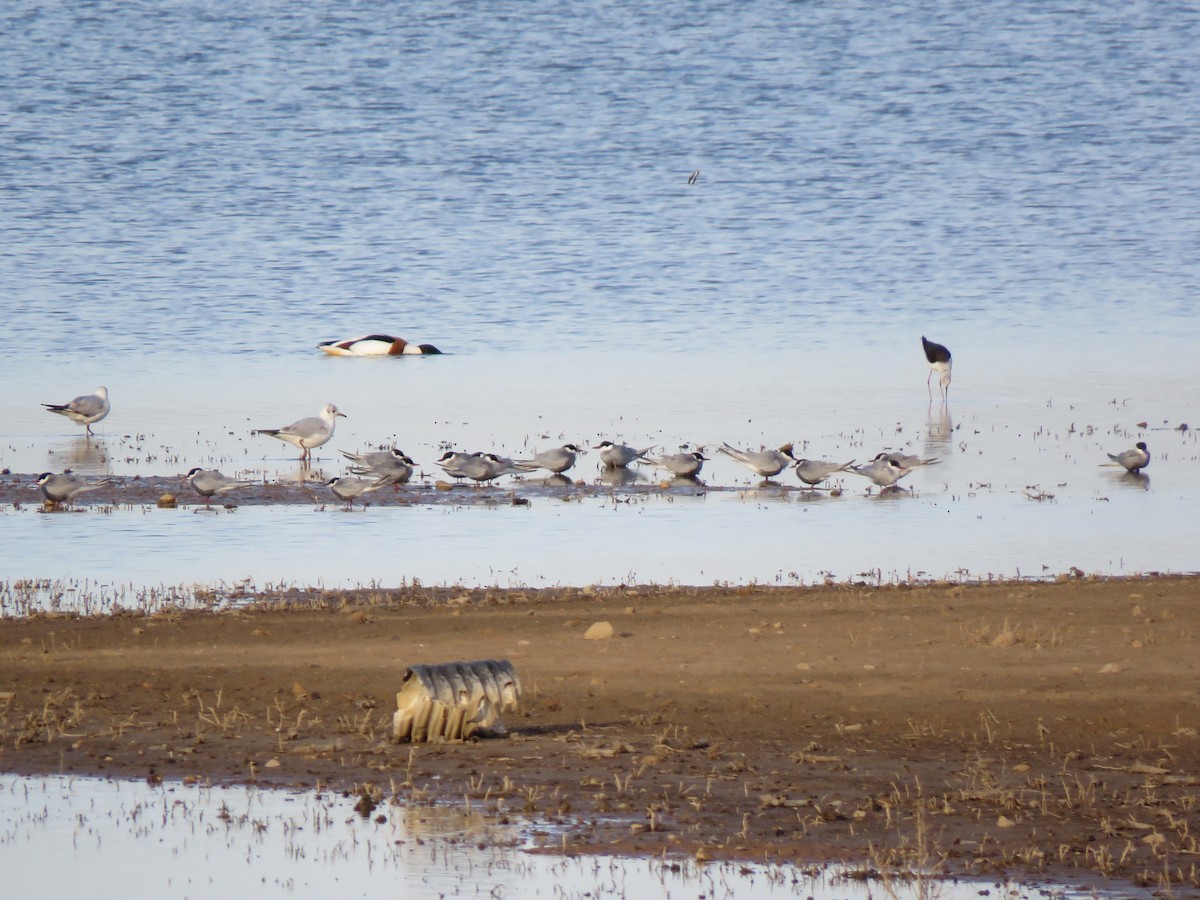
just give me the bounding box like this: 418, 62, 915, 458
3, 344, 1197, 603
0, 776, 1122, 899
5, 0, 1200, 596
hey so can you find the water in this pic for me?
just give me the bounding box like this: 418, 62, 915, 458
3, 0, 1200, 595
0, 776, 1121, 899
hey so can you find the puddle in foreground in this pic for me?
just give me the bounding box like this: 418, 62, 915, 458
0, 775, 1124, 899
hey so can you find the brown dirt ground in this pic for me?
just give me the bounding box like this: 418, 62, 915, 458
2, 576, 1199, 895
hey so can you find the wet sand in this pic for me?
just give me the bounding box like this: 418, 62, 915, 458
2, 576, 1198, 893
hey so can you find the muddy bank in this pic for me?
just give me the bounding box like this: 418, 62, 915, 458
1, 577, 1198, 894
0, 469, 779, 510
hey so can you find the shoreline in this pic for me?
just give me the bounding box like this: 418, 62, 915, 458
2, 576, 1198, 894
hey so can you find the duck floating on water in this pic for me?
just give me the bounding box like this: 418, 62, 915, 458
317, 334, 443, 356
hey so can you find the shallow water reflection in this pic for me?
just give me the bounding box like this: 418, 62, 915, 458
0, 776, 1120, 899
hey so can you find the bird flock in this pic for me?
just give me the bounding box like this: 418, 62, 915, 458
33, 336, 1153, 509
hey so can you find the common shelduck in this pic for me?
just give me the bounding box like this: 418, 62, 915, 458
318, 334, 442, 356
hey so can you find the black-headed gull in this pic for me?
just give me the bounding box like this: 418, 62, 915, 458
254, 403, 345, 461
42, 386, 110, 435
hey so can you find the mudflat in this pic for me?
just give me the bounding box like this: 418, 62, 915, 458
2, 576, 1197, 894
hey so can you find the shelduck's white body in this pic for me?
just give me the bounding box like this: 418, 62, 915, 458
318, 335, 442, 356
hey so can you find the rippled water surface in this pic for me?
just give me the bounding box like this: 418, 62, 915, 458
2, 0, 1199, 596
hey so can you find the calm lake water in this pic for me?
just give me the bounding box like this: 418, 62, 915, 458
3, 0, 1199, 598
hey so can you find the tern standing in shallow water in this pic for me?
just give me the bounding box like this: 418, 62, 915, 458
326, 476, 385, 509
254, 403, 345, 461
42, 386, 110, 436
717, 442, 795, 480
922, 336, 952, 400
594, 441, 655, 468
1105, 441, 1150, 474
792, 458, 855, 487
643, 451, 707, 479
516, 444, 581, 475
849, 454, 914, 492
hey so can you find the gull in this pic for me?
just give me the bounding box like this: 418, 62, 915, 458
886, 451, 940, 468
327, 476, 385, 509
792, 458, 855, 487
922, 336, 952, 400
42, 386, 110, 436
254, 403, 345, 461
643, 451, 707, 479
849, 454, 913, 491
317, 334, 442, 356
717, 442, 795, 479
515, 444, 581, 474
1104, 441, 1150, 474
593, 440, 655, 468
35, 472, 111, 504
186, 468, 252, 508
344, 448, 415, 487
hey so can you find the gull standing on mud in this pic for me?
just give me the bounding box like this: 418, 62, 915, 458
35, 472, 111, 504
792, 457, 855, 487
717, 442, 795, 480
186, 468, 252, 508
42, 386, 110, 436
849, 454, 914, 491
922, 336, 952, 400
594, 441, 655, 468
1104, 441, 1150, 474
254, 404, 345, 461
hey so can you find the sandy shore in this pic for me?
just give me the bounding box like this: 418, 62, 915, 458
2, 576, 1198, 894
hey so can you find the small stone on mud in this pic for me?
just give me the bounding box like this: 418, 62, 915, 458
1099, 663, 1122, 674
156, 493, 177, 508
584, 621, 614, 640
997, 815, 1016, 828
